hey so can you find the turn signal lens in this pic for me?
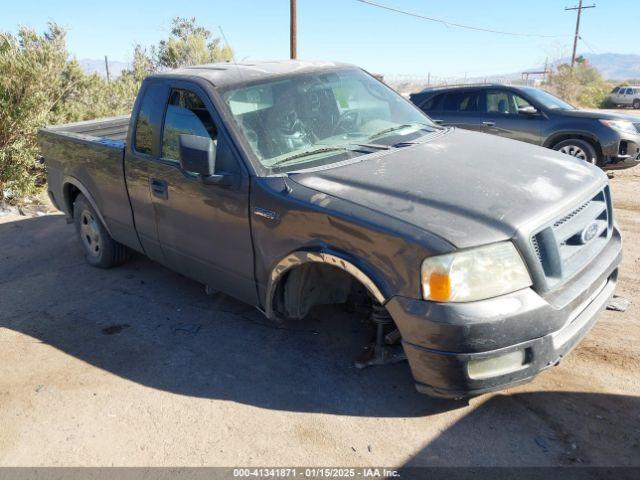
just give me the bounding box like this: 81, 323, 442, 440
428, 272, 451, 302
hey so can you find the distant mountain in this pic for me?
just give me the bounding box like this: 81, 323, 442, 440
554, 53, 640, 80
78, 58, 129, 78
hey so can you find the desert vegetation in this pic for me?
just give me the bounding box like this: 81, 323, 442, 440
0, 18, 231, 204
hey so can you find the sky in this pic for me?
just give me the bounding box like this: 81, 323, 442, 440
2, 0, 638, 77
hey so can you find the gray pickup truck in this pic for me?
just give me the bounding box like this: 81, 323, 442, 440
40, 60, 621, 398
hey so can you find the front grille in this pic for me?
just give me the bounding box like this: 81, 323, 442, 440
530, 186, 612, 288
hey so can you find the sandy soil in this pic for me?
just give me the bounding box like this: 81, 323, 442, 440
0, 139, 639, 467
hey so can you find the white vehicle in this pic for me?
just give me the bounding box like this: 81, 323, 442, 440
608, 86, 640, 109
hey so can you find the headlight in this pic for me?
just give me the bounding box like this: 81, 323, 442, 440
421, 242, 532, 302
599, 119, 637, 135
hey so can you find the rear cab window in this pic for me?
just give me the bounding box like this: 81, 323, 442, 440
134, 91, 156, 154
133, 82, 168, 156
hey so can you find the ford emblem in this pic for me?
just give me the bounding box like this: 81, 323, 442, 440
580, 221, 600, 244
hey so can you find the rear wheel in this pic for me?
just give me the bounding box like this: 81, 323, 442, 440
633, 99, 640, 109
553, 139, 598, 165
73, 194, 129, 268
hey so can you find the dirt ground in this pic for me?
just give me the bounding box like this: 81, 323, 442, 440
1, 145, 639, 467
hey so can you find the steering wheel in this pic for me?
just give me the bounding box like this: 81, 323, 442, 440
333, 110, 360, 135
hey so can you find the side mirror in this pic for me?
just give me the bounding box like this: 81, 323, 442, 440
179, 134, 216, 176
518, 105, 539, 116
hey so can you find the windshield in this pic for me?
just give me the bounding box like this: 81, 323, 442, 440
221, 68, 437, 171
521, 87, 576, 110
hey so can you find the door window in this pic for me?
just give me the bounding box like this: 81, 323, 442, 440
485, 90, 533, 115
441, 90, 481, 112
486, 91, 515, 114
161, 89, 218, 162
513, 94, 533, 109
422, 93, 445, 111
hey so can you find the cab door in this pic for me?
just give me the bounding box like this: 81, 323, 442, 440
124, 81, 170, 262
151, 83, 256, 305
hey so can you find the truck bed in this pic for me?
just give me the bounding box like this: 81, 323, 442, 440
39, 114, 141, 252
43, 115, 130, 145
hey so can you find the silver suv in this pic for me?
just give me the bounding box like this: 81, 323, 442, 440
608, 86, 640, 109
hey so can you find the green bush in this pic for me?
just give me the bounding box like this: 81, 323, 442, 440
0, 17, 232, 204
544, 60, 613, 109
0, 24, 139, 203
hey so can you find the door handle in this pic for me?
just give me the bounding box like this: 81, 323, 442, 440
482, 121, 496, 127
432, 119, 444, 124
150, 178, 168, 200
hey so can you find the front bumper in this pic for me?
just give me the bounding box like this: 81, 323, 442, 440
602, 131, 640, 170
386, 229, 622, 399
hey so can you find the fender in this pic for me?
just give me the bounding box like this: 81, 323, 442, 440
62, 176, 114, 237
542, 129, 600, 149
264, 250, 387, 320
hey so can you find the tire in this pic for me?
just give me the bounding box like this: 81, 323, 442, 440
552, 139, 598, 165
73, 194, 129, 268
633, 99, 640, 110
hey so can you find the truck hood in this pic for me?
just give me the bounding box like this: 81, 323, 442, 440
289, 129, 607, 248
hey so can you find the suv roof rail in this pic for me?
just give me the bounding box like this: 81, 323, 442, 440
419, 82, 515, 93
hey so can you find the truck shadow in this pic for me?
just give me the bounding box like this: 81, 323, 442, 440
402, 391, 640, 467
1, 214, 458, 417
4, 214, 640, 463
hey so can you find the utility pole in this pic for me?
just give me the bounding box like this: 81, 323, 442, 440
104, 55, 111, 83
290, 0, 297, 59
565, 0, 595, 68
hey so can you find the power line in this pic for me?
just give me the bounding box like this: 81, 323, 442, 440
355, 0, 569, 38
579, 36, 598, 54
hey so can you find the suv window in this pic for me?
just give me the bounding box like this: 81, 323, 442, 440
513, 94, 533, 109
422, 93, 445, 111
487, 90, 513, 114
161, 89, 217, 162
485, 90, 532, 114
441, 90, 481, 112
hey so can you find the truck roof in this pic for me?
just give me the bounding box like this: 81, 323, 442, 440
150, 59, 355, 88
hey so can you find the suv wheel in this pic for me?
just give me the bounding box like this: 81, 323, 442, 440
633, 99, 640, 109
553, 139, 598, 165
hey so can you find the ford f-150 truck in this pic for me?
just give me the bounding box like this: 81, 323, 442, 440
40, 60, 622, 398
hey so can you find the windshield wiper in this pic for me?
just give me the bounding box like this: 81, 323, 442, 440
367, 123, 432, 141
269, 143, 392, 169
269, 146, 352, 167
349, 142, 390, 150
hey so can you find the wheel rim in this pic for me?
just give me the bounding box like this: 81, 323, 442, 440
80, 210, 102, 258
558, 144, 589, 161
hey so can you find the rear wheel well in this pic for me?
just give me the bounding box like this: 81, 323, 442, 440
271, 263, 373, 320
549, 134, 602, 163
63, 183, 81, 217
